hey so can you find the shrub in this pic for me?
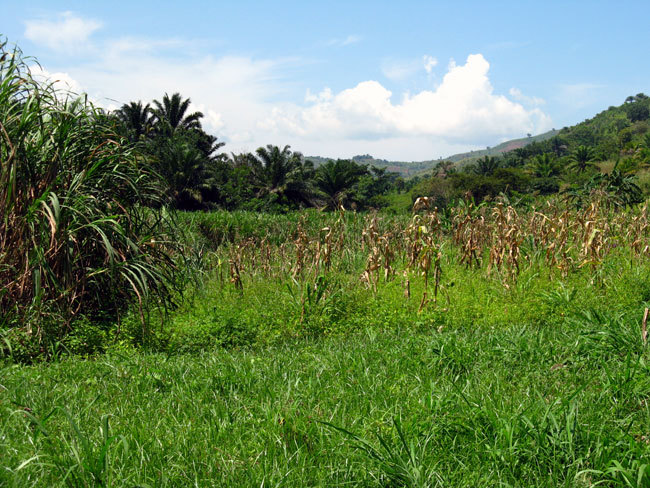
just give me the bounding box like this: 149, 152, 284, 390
0, 40, 181, 355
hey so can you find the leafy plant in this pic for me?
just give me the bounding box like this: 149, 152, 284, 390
0, 39, 181, 354
323, 417, 442, 487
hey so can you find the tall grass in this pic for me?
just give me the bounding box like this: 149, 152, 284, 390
0, 40, 180, 357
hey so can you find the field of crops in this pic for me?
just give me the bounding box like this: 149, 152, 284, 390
153, 197, 650, 350
2, 198, 650, 486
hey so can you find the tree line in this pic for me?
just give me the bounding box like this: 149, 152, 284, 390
113, 91, 650, 213
112, 93, 399, 212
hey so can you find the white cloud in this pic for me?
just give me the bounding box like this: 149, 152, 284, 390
24, 12, 102, 51
304, 87, 333, 103
423, 55, 438, 74
265, 54, 552, 147
381, 55, 437, 81
48, 39, 283, 152
326, 35, 361, 47
29, 65, 83, 95
381, 58, 421, 81
195, 104, 225, 131
509, 87, 545, 106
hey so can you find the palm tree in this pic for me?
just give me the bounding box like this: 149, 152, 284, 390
568, 145, 596, 173
152, 134, 217, 210
603, 160, 643, 207
251, 145, 316, 208
531, 153, 561, 178
433, 160, 455, 177
315, 159, 368, 209
115, 101, 154, 142
152, 92, 203, 134
472, 156, 499, 176
193, 130, 226, 162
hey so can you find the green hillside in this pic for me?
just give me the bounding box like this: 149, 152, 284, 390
306, 131, 560, 177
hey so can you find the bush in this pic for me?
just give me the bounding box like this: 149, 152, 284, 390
0, 40, 181, 356
411, 177, 454, 209
532, 177, 560, 195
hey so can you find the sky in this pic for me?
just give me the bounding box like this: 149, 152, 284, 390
3, 1, 650, 161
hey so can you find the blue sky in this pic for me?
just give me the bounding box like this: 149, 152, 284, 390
4, 1, 650, 160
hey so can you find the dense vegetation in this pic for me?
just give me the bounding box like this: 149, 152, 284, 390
0, 41, 182, 355
3, 202, 650, 486
2, 39, 650, 486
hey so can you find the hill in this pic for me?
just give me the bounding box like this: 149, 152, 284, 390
306, 129, 559, 177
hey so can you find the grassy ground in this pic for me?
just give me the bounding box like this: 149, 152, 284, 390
2, 311, 649, 486
2, 207, 650, 486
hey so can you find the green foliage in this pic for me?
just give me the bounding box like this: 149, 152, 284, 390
564, 161, 643, 208
152, 92, 203, 134
472, 155, 500, 175
114, 101, 154, 142
2, 275, 650, 485
532, 177, 560, 195
248, 144, 317, 210
568, 145, 597, 173
530, 153, 562, 178
315, 159, 368, 210
411, 176, 455, 209
3, 201, 650, 484
625, 100, 650, 123
147, 130, 222, 210
0, 40, 182, 355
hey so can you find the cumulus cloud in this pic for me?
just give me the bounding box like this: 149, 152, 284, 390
29, 65, 84, 95
264, 54, 552, 146
24, 12, 102, 51
24, 18, 551, 160
43, 39, 283, 152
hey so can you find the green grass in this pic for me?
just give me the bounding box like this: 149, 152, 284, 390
2, 292, 650, 485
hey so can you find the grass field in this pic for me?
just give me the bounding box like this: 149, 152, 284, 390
2, 312, 650, 486
2, 203, 650, 486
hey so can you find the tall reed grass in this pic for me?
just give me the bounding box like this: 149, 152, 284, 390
0, 39, 180, 355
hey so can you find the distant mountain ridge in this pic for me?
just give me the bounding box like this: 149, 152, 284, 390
306, 129, 560, 177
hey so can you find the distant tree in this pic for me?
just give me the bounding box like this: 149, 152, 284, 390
434, 160, 455, 177
193, 130, 226, 162
251, 145, 316, 208
472, 156, 499, 176
152, 92, 203, 134
636, 133, 650, 165
356, 166, 399, 208
626, 102, 650, 123
151, 133, 217, 209
315, 159, 368, 209
115, 101, 154, 142
564, 160, 643, 209
530, 153, 561, 178
568, 145, 596, 173
550, 136, 568, 157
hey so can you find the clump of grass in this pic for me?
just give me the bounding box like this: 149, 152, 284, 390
0, 39, 182, 358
